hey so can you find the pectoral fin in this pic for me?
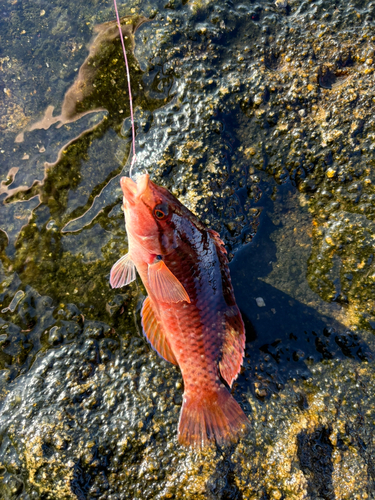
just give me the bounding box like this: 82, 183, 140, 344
148, 260, 190, 303
141, 297, 178, 365
110, 253, 136, 288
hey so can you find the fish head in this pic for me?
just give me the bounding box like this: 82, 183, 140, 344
121, 174, 179, 255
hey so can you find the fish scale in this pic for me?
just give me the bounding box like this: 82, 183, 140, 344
110, 173, 250, 447
162, 247, 224, 382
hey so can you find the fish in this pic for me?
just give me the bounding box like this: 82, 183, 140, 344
110, 173, 250, 447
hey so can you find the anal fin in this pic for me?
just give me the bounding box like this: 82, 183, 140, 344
141, 296, 178, 365
219, 306, 246, 387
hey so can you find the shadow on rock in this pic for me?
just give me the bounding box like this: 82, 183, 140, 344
206, 456, 242, 500
231, 199, 372, 402
297, 425, 335, 500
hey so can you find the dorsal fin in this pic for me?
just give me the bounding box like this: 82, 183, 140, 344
208, 229, 236, 307
208, 228, 227, 252
207, 229, 245, 384
219, 306, 246, 387
141, 297, 178, 365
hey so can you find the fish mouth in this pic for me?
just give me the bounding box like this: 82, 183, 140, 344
120, 174, 150, 204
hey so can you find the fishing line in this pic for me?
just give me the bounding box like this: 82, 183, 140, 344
113, 0, 137, 179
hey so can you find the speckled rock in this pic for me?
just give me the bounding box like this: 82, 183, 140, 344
1, 0, 375, 498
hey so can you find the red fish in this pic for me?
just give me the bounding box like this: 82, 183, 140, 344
110, 174, 249, 447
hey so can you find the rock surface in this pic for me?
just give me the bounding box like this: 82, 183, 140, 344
1, 0, 375, 498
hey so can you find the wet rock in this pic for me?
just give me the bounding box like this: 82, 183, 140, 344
1, 0, 375, 498
105, 293, 129, 317
298, 426, 335, 499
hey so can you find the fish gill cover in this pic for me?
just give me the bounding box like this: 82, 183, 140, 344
0, 0, 375, 498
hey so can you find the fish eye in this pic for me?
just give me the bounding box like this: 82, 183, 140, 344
154, 203, 169, 220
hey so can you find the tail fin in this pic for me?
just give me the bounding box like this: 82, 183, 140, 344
178, 386, 250, 448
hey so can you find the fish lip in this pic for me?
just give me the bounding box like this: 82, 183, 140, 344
120, 174, 150, 204
120, 176, 137, 204
136, 173, 150, 197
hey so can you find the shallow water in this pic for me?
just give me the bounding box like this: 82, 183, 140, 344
1, 0, 375, 498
